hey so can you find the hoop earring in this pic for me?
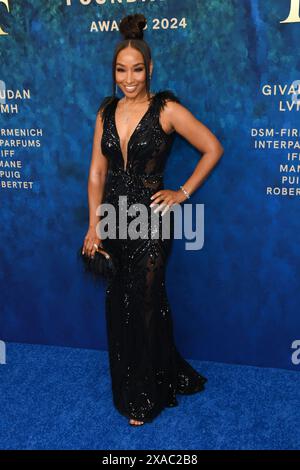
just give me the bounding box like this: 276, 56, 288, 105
115, 83, 118, 95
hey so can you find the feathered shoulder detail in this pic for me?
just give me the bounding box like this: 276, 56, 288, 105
96, 95, 118, 121
152, 89, 181, 114
96, 90, 180, 120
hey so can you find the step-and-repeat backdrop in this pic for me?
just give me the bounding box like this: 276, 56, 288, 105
1, 0, 300, 370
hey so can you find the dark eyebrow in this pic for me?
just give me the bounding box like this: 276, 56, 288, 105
116, 62, 145, 66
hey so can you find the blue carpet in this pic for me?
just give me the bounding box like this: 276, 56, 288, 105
0, 342, 299, 450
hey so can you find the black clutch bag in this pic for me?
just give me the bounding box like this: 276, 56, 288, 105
77, 243, 118, 281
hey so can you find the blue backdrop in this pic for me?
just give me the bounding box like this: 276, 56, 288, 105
1, 0, 300, 371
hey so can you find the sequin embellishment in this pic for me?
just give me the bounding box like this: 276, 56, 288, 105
99, 90, 207, 423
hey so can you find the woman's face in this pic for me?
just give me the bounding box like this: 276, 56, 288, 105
115, 46, 152, 98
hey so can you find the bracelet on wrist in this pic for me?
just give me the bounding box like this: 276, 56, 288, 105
179, 185, 191, 199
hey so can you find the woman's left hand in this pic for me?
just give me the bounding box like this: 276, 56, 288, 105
149, 189, 187, 215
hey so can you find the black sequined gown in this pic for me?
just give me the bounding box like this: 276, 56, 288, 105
99, 90, 207, 423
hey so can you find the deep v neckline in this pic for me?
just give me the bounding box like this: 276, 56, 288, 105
113, 93, 156, 171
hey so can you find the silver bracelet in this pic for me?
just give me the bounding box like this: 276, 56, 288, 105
179, 185, 191, 199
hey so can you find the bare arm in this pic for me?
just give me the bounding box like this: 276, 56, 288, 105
165, 100, 224, 196
83, 111, 108, 257
150, 101, 224, 212
88, 112, 108, 228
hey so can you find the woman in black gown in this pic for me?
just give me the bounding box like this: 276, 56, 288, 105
82, 14, 224, 425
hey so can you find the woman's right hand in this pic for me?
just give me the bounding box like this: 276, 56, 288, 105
82, 226, 103, 259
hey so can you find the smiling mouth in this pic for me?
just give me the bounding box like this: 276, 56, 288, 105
124, 85, 138, 91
